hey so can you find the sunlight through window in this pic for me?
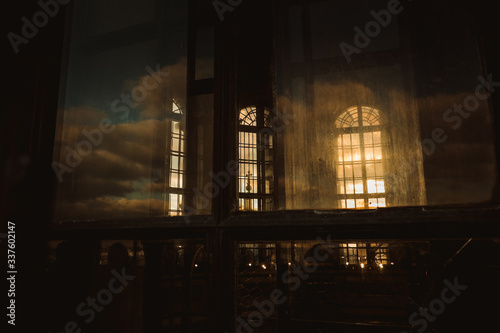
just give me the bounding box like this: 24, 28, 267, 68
336, 106, 386, 209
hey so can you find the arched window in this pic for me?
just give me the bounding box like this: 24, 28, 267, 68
335, 106, 386, 209
238, 106, 274, 211
168, 100, 186, 216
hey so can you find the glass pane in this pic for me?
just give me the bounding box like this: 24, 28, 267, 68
342, 133, 351, 145
367, 180, 377, 194
235, 240, 435, 332
364, 132, 373, 145
366, 163, 375, 178
354, 180, 364, 194
274, 0, 497, 210
52, 1, 214, 220
344, 149, 352, 162
355, 198, 365, 208
345, 181, 354, 194
346, 199, 355, 208
351, 133, 360, 146
344, 164, 352, 178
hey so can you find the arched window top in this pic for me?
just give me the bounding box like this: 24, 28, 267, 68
264, 109, 272, 127
239, 106, 273, 127
335, 105, 385, 210
239, 106, 257, 126
173, 100, 183, 114
336, 106, 380, 128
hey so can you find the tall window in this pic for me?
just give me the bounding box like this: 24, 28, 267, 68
336, 106, 386, 209
168, 100, 186, 216
238, 106, 274, 211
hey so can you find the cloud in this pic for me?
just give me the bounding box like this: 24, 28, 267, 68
54, 197, 168, 220
52, 60, 194, 220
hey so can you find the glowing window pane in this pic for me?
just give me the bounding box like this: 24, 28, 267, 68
365, 148, 374, 161
367, 179, 377, 194
355, 180, 364, 194
364, 132, 373, 145
239, 106, 257, 126
342, 134, 351, 145
344, 164, 353, 177
172, 137, 179, 151
351, 133, 360, 146
376, 180, 385, 193
345, 181, 354, 194
361, 106, 380, 126
366, 163, 375, 177
344, 150, 352, 162
170, 173, 179, 187
171, 155, 179, 169
336, 107, 359, 128
353, 148, 361, 161
335, 106, 386, 210
170, 194, 179, 210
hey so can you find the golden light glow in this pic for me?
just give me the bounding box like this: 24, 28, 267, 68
336, 107, 386, 210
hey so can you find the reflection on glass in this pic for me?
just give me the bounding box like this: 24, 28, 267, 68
276, 0, 496, 209
336, 106, 386, 209
238, 106, 274, 211
168, 101, 186, 216
236, 239, 432, 330
52, 0, 213, 220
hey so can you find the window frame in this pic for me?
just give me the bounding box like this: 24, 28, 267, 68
335, 105, 389, 209
237, 106, 275, 211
